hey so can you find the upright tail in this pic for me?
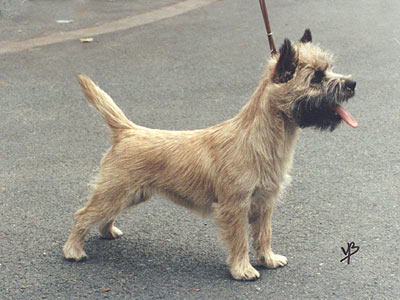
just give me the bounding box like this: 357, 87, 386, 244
77, 74, 135, 142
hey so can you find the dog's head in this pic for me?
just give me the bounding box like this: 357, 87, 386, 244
269, 29, 357, 131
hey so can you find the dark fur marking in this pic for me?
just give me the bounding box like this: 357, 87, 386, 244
273, 39, 298, 83
300, 29, 312, 43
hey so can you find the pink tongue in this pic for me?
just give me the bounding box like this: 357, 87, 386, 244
336, 105, 358, 128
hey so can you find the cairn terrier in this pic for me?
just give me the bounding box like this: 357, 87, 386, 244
63, 29, 357, 280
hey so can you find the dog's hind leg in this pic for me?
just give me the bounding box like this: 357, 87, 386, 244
98, 187, 152, 239
63, 186, 126, 261
63, 173, 144, 261
98, 220, 123, 240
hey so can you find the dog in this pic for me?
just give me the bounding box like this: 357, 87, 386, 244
63, 29, 357, 281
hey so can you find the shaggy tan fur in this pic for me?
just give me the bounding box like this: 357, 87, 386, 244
63, 30, 356, 280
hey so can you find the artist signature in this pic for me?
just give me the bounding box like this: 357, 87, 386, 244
340, 242, 360, 264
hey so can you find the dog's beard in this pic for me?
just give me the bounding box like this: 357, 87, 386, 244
292, 81, 355, 131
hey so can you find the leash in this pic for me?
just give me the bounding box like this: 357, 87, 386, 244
258, 0, 277, 56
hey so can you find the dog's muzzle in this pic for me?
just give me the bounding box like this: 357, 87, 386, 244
335, 79, 357, 128
292, 78, 358, 131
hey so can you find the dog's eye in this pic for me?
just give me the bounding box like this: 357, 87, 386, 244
311, 70, 324, 84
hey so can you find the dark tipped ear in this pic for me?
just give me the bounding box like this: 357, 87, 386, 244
273, 39, 298, 83
300, 29, 312, 43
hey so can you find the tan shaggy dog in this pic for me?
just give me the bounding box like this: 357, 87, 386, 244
64, 29, 357, 281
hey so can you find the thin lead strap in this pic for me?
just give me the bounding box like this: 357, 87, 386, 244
259, 0, 277, 56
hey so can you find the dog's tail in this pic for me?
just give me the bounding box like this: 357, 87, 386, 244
77, 74, 135, 142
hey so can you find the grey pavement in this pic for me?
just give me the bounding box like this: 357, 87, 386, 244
1, 0, 399, 299
0, 0, 182, 41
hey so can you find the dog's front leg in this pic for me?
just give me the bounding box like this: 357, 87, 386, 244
215, 201, 260, 281
249, 191, 288, 269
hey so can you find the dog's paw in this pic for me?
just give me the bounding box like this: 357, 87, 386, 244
100, 226, 123, 240
230, 264, 260, 281
63, 243, 88, 261
258, 253, 288, 269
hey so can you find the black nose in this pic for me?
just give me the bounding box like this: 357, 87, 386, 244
345, 80, 356, 91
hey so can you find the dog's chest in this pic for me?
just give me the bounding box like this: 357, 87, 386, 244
256, 125, 300, 189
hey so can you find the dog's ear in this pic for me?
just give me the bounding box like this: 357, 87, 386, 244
300, 29, 312, 43
273, 39, 298, 83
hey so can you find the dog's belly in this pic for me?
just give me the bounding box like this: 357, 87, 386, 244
161, 188, 217, 216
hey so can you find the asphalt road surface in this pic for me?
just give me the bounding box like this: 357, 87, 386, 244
1, 0, 399, 299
